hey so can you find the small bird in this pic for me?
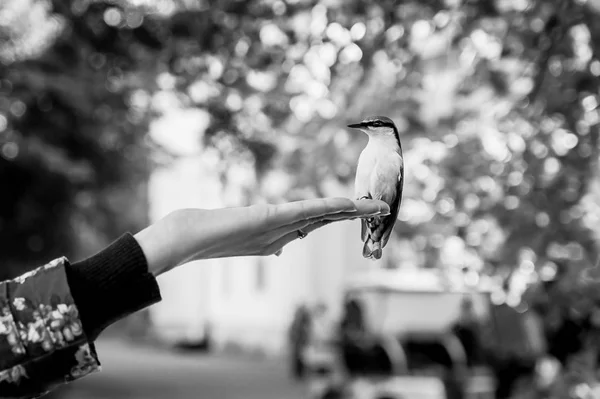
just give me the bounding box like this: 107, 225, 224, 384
348, 116, 404, 260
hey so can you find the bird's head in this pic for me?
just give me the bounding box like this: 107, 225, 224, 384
347, 116, 398, 139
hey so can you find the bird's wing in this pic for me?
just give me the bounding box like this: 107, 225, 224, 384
380, 163, 404, 248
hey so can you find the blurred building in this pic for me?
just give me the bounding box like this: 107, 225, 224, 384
205, 217, 376, 356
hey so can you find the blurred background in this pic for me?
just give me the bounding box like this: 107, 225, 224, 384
1, 0, 600, 398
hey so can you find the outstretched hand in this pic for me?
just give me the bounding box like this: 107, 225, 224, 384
135, 197, 390, 276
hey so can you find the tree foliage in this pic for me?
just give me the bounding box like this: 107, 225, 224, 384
0, 0, 161, 277
4, 0, 598, 270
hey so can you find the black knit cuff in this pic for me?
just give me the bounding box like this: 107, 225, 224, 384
65, 233, 162, 341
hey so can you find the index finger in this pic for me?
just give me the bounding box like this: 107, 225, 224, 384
351, 199, 390, 217
272, 197, 389, 225
273, 197, 355, 225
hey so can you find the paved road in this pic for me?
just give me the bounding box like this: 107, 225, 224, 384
50, 338, 308, 399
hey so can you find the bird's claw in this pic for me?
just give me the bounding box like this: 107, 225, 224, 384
358, 196, 377, 225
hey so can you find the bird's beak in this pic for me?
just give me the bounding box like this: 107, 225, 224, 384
347, 122, 365, 129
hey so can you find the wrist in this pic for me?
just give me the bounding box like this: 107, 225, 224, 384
134, 209, 199, 277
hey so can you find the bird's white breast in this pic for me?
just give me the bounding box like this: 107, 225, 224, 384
354, 138, 402, 204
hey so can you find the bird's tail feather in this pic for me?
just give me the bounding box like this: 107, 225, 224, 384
362, 238, 382, 260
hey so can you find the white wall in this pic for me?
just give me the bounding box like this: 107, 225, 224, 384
147, 155, 225, 344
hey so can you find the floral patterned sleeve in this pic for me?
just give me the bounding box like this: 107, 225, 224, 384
0, 257, 101, 399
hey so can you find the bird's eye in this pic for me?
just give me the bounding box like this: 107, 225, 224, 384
372, 121, 382, 127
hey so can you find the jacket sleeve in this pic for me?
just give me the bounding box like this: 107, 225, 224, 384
0, 257, 101, 399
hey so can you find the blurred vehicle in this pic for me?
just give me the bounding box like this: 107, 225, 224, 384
306, 268, 497, 399
341, 268, 493, 340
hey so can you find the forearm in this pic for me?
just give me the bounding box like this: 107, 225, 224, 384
0, 235, 164, 398
0, 223, 178, 397
67, 210, 199, 340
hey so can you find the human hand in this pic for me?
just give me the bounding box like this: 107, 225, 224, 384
135, 197, 390, 276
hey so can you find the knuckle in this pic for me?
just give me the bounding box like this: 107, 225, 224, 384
254, 203, 270, 215
299, 202, 309, 220
251, 203, 273, 224
265, 204, 276, 220
316, 199, 328, 215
